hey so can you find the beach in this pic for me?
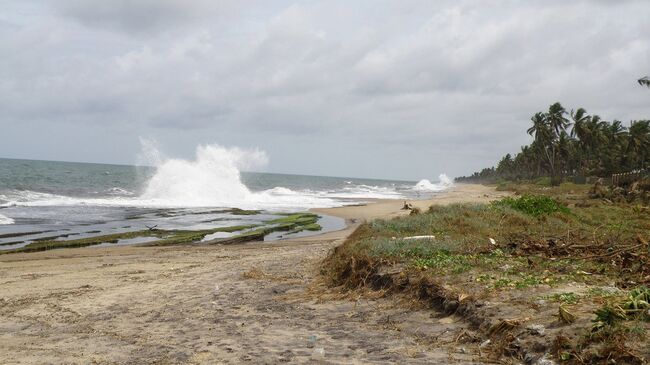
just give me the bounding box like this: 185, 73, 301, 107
0, 184, 505, 364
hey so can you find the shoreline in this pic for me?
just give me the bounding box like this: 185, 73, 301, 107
314, 182, 510, 222
287, 183, 511, 244
0, 183, 506, 364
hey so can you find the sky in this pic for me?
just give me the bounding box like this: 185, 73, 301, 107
1, 0, 649, 181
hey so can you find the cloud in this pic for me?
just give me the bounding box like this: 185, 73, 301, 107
1, 1, 649, 179
52, 0, 241, 34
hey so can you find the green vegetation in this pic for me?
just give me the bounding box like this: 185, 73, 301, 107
1, 212, 323, 254
546, 292, 580, 305
493, 195, 570, 217
0, 225, 257, 254
323, 184, 650, 363
456, 102, 650, 184
229, 208, 262, 215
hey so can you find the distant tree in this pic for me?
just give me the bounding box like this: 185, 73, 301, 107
456, 102, 650, 184
546, 102, 570, 135
496, 153, 514, 177
570, 108, 590, 173
627, 120, 650, 169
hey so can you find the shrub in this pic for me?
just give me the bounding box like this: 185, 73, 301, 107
494, 195, 570, 217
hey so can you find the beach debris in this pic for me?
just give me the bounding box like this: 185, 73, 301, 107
536, 353, 558, 365
457, 293, 471, 303
526, 324, 546, 336
558, 305, 576, 324
488, 319, 520, 335
145, 224, 158, 231
401, 201, 414, 210
489, 238, 497, 245
311, 347, 325, 360
479, 339, 491, 349
399, 235, 436, 241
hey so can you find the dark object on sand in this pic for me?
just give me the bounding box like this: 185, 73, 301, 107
401, 201, 413, 210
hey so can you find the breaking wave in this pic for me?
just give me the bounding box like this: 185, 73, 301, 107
0, 213, 14, 225
413, 174, 454, 192
0, 143, 453, 210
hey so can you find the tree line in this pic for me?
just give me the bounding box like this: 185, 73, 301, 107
456, 102, 650, 184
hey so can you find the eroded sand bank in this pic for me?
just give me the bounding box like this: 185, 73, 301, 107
0, 183, 506, 364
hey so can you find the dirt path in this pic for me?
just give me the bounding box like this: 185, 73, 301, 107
0, 184, 500, 364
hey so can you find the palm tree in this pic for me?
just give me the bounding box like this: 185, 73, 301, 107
527, 112, 549, 141
599, 120, 628, 174
627, 120, 650, 169
570, 108, 590, 174
570, 108, 590, 140
556, 131, 573, 177
547, 102, 570, 135
458, 102, 650, 184
527, 112, 549, 176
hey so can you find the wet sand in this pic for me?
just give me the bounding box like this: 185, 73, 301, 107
0, 184, 506, 364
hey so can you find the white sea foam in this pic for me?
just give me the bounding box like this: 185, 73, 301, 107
139, 144, 267, 207
0, 213, 14, 225
413, 174, 454, 192
323, 185, 404, 199
107, 187, 134, 195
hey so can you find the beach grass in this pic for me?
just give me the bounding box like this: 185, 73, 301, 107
322, 183, 650, 363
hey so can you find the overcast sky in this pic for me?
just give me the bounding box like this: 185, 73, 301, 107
1, 1, 649, 181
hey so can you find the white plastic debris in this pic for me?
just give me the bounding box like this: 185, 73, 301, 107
312, 347, 325, 360
489, 238, 497, 245
479, 339, 491, 349
400, 235, 436, 241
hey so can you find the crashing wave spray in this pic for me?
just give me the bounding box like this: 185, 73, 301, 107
140, 144, 269, 207
0, 141, 454, 209
413, 173, 454, 192
0, 213, 14, 225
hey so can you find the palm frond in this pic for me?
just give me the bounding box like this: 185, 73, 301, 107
639, 76, 650, 87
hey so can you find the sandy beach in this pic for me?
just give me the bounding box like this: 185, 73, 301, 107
0, 184, 507, 364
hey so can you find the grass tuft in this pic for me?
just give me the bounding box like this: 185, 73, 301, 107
493, 195, 570, 217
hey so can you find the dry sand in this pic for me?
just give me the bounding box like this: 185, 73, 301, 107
0, 184, 506, 364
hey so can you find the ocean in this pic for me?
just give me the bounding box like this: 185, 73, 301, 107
0, 151, 452, 251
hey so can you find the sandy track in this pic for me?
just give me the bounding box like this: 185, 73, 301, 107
0, 184, 502, 364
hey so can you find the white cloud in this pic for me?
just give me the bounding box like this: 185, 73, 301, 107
0, 1, 649, 179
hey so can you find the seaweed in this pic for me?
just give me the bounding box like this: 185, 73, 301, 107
0, 212, 323, 254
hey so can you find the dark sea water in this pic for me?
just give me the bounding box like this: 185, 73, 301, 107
0, 157, 452, 250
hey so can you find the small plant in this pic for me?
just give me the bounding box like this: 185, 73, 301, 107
493, 195, 570, 217
515, 275, 543, 289
493, 278, 513, 289
622, 286, 650, 319
549, 292, 579, 305
593, 304, 627, 326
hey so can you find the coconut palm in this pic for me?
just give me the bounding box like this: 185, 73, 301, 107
547, 102, 570, 135
527, 112, 549, 142
555, 131, 573, 176
570, 108, 590, 174
627, 120, 650, 169
456, 103, 650, 184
